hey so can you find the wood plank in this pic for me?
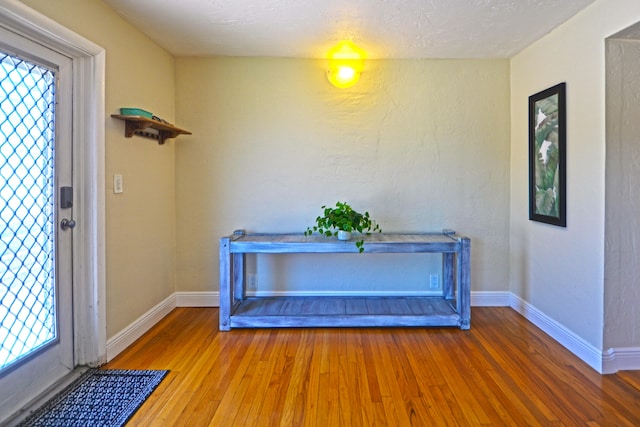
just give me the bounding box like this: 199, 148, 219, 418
234, 297, 285, 316
218, 237, 232, 331
364, 298, 391, 315
228, 232, 462, 254
277, 297, 305, 315
457, 237, 471, 329
230, 314, 461, 329
300, 297, 345, 315
408, 297, 437, 315
345, 298, 369, 314
232, 297, 457, 318
232, 253, 245, 302
442, 252, 455, 299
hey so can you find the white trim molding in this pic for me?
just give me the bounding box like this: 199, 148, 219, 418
511, 294, 640, 374
175, 291, 220, 307
509, 294, 604, 373
601, 347, 640, 374
471, 291, 511, 306
106, 293, 219, 361
106, 294, 176, 361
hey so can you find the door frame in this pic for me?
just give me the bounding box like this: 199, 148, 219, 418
0, 0, 106, 367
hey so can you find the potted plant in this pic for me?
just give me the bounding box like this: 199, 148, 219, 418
304, 201, 382, 252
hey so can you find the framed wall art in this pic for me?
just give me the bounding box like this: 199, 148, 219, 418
528, 82, 566, 227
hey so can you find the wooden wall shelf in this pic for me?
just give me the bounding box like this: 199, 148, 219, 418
111, 114, 192, 145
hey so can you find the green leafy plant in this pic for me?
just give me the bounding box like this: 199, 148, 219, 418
304, 201, 381, 252
534, 96, 560, 217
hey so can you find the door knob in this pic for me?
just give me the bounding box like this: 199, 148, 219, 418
60, 218, 76, 230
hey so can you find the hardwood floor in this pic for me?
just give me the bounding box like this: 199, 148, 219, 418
104, 307, 640, 426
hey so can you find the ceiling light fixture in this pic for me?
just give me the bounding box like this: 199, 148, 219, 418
326, 41, 365, 89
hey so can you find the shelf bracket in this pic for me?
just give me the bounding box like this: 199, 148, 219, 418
111, 114, 192, 145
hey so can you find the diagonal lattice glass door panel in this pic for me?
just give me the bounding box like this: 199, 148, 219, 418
0, 52, 56, 371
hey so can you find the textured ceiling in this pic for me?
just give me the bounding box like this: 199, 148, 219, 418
102, 0, 597, 59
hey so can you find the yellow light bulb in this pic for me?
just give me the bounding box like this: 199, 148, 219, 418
326, 41, 365, 88
337, 66, 355, 81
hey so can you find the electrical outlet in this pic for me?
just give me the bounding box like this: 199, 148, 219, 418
247, 273, 257, 291
429, 274, 439, 289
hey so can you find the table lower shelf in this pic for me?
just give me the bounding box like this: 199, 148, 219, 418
229, 296, 468, 329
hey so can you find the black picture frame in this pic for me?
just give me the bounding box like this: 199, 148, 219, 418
529, 82, 566, 227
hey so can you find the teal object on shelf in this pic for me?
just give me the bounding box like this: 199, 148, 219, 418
119, 108, 152, 118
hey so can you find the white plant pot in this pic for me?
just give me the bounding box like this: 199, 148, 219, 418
337, 230, 351, 241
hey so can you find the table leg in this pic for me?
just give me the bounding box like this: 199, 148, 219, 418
442, 253, 455, 300
458, 238, 471, 330
233, 253, 245, 303
219, 237, 231, 331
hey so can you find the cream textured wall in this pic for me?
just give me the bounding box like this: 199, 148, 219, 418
510, 0, 640, 351
22, 0, 178, 338
175, 58, 510, 295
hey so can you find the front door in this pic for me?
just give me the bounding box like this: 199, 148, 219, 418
0, 26, 74, 418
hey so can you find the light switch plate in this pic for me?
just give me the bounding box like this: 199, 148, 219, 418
113, 174, 123, 194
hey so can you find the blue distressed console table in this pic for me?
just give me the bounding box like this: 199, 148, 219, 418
219, 231, 471, 331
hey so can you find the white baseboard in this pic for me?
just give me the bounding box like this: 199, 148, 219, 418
509, 294, 604, 373
105, 294, 176, 361
471, 291, 511, 306
601, 347, 640, 374
106, 290, 640, 374
175, 291, 219, 307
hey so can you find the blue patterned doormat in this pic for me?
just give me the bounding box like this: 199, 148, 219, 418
19, 369, 169, 427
